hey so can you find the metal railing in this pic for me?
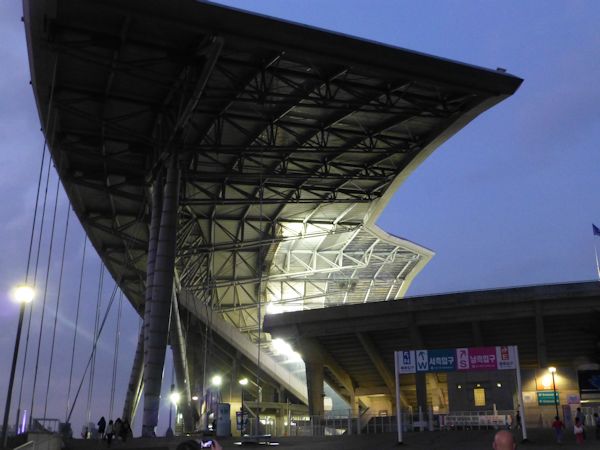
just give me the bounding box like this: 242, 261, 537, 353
239, 406, 600, 438
14, 433, 62, 450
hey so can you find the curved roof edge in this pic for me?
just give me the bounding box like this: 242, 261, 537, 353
363, 222, 434, 299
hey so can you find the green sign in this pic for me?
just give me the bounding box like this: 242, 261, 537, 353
537, 391, 559, 405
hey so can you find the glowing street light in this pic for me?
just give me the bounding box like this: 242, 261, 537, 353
238, 378, 262, 403
2, 285, 35, 448
166, 384, 179, 437
211, 375, 222, 387
13, 286, 34, 304
238, 377, 263, 434
548, 367, 559, 418
170, 391, 181, 405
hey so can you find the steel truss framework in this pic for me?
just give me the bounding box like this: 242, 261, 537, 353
25, 0, 522, 418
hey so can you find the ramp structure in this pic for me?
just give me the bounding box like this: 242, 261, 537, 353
24, 0, 522, 435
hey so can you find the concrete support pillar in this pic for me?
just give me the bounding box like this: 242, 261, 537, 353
415, 373, 428, 418
305, 361, 325, 417
170, 293, 194, 432
130, 176, 161, 428
122, 325, 145, 423
142, 158, 180, 436
349, 390, 360, 416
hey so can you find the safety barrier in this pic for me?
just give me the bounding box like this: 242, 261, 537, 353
14, 433, 62, 450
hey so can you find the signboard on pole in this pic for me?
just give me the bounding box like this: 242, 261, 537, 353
423, 348, 457, 372
497, 345, 517, 370
236, 411, 248, 431
397, 350, 416, 374
393, 345, 527, 443
395, 346, 517, 374
537, 391, 559, 405
462, 346, 497, 370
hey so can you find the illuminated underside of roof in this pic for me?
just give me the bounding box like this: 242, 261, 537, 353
25, 0, 522, 344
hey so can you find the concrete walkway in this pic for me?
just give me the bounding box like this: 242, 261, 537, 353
228, 429, 600, 449
65, 429, 600, 450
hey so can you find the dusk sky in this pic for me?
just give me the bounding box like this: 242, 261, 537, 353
1, 0, 599, 437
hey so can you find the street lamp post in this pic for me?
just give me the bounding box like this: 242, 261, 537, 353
239, 378, 262, 435
205, 375, 224, 434
2, 286, 34, 449
549, 367, 559, 418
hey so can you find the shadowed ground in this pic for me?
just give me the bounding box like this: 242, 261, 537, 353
64, 429, 600, 450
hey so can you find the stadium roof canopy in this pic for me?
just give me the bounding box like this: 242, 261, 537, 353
24, 0, 522, 345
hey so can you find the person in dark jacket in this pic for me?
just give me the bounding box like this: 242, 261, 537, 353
97, 417, 106, 439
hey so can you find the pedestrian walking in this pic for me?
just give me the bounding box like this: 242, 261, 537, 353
106, 420, 114, 447
97, 417, 106, 439
575, 417, 585, 445
114, 418, 122, 441
576, 407, 586, 439
551, 415, 565, 444
120, 419, 131, 442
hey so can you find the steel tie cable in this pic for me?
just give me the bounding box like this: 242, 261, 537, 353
109, 290, 123, 419
67, 284, 118, 423
86, 265, 104, 428
65, 237, 87, 421
43, 206, 71, 418
28, 171, 61, 428
15, 57, 58, 429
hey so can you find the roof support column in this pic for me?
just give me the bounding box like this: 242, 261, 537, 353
300, 338, 325, 418
122, 325, 145, 423
170, 292, 195, 432
349, 390, 359, 416
305, 360, 325, 418
125, 176, 162, 427
415, 373, 428, 426
142, 158, 180, 436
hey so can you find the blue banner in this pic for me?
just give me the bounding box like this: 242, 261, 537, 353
426, 348, 457, 372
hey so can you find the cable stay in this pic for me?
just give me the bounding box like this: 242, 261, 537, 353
13, 57, 57, 433
42, 206, 71, 419
86, 265, 105, 428
65, 237, 87, 422
109, 291, 123, 419
16, 140, 53, 427
14, 142, 50, 431
67, 282, 119, 424
28, 172, 61, 428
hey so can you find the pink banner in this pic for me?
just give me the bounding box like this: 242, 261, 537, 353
457, 346, 497, 371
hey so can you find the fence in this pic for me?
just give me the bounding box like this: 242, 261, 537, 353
238, 406, 600, 438
240, 409, 526, 437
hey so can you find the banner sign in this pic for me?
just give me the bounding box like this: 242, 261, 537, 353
397, 350, 416, 374
396, 345, 517, 374
461, 346, 497, 370
236, 411, 249, 430
440, 414, 508, 428
414, 348, 456, 372
537, 391, 559, 405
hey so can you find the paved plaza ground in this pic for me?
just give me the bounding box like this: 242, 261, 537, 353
66, 429, 600, 450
